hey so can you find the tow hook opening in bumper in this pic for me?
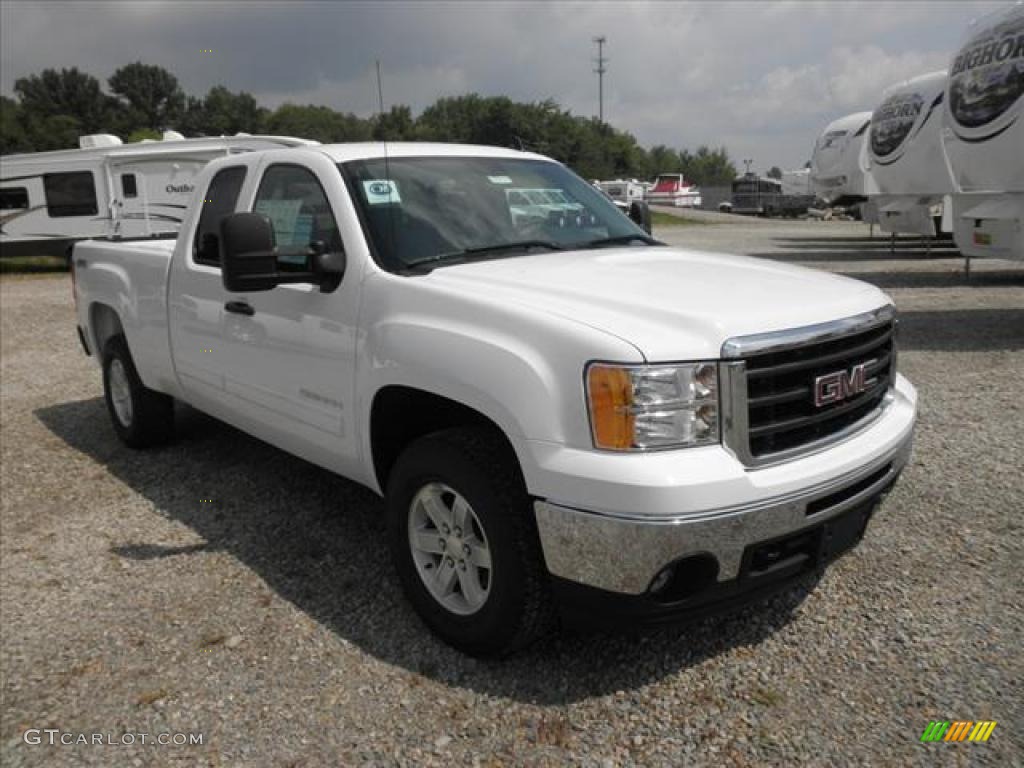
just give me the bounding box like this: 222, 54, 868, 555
552, 495, 886, 629
648, 553, 719, 602
644, 495, 878, 608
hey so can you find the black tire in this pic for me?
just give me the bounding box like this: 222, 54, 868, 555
386, 426, 554, 656
102, 335, 174, 448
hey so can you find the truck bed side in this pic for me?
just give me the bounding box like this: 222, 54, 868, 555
73, 238, 181, 397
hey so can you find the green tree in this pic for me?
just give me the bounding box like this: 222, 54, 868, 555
125, 128, 162, 143
0, 96, 32, 154
680, 146, 737, 186
108, 62, 185, 131
3, 63, 739, 185
415, 94, 651, 180
265, 104, 371, 143
767, 166, 783, 179
372, 105, 415, 140
183, 86, 266, 136
647, 145, 682, 175
13, 67, 112, 135
23, 114, 82, 151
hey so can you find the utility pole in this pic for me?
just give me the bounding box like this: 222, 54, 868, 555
593, 36, 607, 123
743, 158, 754, 176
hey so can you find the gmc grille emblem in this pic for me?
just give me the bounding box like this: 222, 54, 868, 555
814, 360, 876, 407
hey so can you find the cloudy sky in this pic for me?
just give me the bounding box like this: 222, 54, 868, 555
0, 0, 1005, 170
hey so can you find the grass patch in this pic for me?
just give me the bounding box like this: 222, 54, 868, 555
0, 255, 69, 273
650, 210, 703, 228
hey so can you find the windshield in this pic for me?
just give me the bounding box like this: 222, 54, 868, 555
652, 175, 682, 191
341, 156, 650, 271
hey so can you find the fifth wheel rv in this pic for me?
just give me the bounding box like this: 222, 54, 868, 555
863, 70, 953, 238
810, 111, 876, 211
0, 132, 316, 258
941, 2, 1024, 267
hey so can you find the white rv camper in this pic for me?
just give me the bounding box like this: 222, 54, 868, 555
863, 70, 953, 238
809, 111, 876, 210
0, 132, 317, 257
596, 179, 646, 211
941, 2, 1024, 268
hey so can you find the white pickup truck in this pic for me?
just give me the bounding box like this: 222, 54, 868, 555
72, 143, 917, 656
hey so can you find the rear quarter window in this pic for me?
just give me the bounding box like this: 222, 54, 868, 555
192, 166, 247, 266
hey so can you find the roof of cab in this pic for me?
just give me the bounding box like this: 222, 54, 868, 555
314, 142, 554, 164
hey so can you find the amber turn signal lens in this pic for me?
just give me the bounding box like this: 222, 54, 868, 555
587, 365, 635, 450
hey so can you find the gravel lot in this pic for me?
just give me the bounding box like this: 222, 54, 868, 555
2, 220, 1022, 767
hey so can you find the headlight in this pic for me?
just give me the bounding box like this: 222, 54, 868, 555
586, 362, 720, 451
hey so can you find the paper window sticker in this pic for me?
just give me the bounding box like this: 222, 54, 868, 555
363, 180, 401, 204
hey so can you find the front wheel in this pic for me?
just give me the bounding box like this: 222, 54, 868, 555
386, 427, 553, 656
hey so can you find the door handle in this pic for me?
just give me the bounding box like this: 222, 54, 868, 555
224, 300, 254, 316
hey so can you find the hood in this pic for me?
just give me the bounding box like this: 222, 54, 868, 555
424, 246, 889, 361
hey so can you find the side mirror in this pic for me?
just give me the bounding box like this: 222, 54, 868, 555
220, 212, 345, 293
220, 212, 279, 293
628, 200, 652, 235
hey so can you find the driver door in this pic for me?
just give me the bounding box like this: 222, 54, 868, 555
219, 156, 361, 473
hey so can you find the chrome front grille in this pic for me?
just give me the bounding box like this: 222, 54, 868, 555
721, 306, 897, 466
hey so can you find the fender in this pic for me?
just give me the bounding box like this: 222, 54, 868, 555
355, 278, 641, 494
77, 240, 180, 396
359, 317, 562, 494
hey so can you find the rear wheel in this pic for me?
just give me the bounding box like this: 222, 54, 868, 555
386, 427, 553, 656
102, 335, 174, 448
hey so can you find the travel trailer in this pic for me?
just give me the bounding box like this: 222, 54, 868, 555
940, 2, 1024, 269
809, 112, 877, 210
0, 132, 317, 258
646, 173, 702, 207
597, 179, 646, 211
863, 71, 953, 238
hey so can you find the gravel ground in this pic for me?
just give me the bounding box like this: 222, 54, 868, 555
2, 221, 1022, 767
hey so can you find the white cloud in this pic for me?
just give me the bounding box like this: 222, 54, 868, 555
825, 45, 949, 110
0, 0, 1007, 170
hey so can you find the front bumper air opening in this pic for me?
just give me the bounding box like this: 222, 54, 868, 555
648, 553, 719, 603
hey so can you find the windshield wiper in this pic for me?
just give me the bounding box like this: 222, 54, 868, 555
583, 234, 663, 248
404, 240, 565, 270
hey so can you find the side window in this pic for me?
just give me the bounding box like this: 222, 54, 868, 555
43, 172, 97, 217
193, 166, 247, 266
0, 187, 29, 210
252, 165, 342, 257
121, 174, 138, 198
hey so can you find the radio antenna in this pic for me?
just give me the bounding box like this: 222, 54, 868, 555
376, 60, 385, 115
375, 59, 397, 259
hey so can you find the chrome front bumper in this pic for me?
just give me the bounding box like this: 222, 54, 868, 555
534, 428, 913, 596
